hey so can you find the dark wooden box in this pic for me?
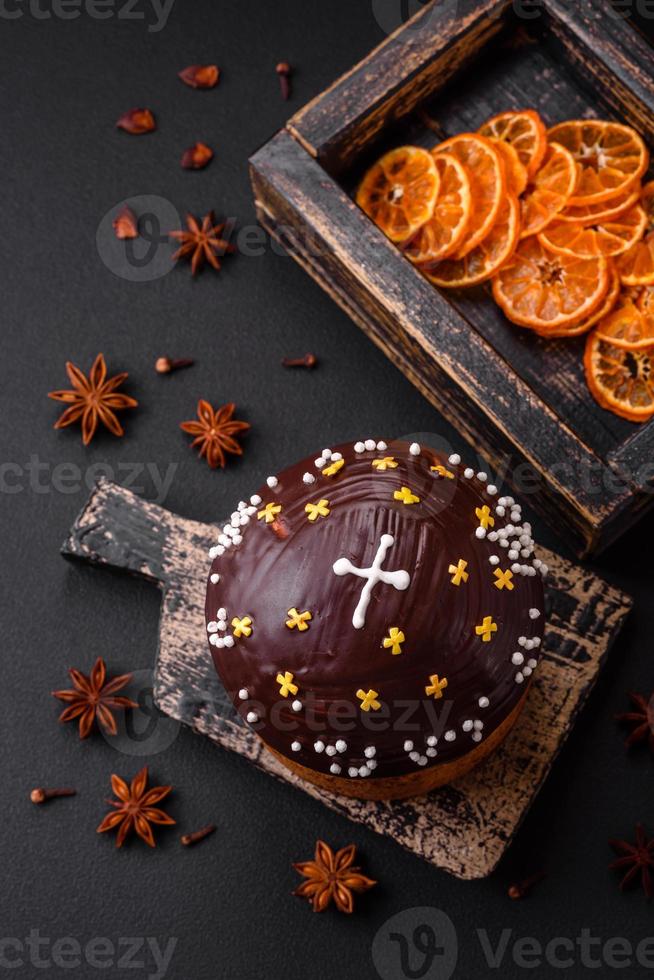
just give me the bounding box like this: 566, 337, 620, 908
249, 0, 654, 557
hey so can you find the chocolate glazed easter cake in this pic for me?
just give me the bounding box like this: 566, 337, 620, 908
205, 439, 546, 801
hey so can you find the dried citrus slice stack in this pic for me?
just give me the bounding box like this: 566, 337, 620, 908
585, 331, 654, 421
492, 236, 609, 331
490, 139, 528, 196
548, 120, 648, 205
356, 146, 440, 243
534, 263, 620, 339
433, 133, 505, 256
595, 300, 654, 349
478, 109, 547, 178
402, 152, 472, 264
520, 142, 578, 238
424, 195, 520, 288
616, 182, 654, 285
556, 183, 641, 225
538, 203, 646, 258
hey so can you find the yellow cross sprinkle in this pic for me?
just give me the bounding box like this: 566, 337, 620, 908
286, 607, 312, 631
305, 499, 330, 522
322, 458, 345, 477
383, 627, 405, 655
258, 502, 281, 524
475, 505, 495, 530
276, 671, 298, 697
425, 674, 448, 699
448, 559, 469, 586
475, 616, 497, 642
493, 568, 515, 591
232, 616, 253, 638
431, 464, 454, 479
372, 457, 398, 471
356, 688, 381, 712
394, 486, 420, 505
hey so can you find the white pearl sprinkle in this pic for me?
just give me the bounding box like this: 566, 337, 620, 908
240, 514, 250, 526
217, 621, 227, 632
448, 453, 461, 465
475, 527, 486, 539
512, 652, 525, 666
232, 534, 243, 546
409, 442, 421, 456
479, 696, 489, 708
444, 730, 456, 742
335, 739, 347, 753
217, 607, 227, 620
487, 485, 498, 495
208, 635, 219, 647
237, 501, 247, 511
331, 452, 343, 461
404, 740, 414, 752
489, 555, 500, 566
321, 448, 332, 459
464, 468, 474, 478
488, 531, 498, 542
348, 767, 358, 778
472, 731, 482, 742
209, 547, 219, 559
523, 666, 533, 678
246, 711, 258, 724
359, 766, 370, 777
462, 720, 473, 732
266, 476, 278, 489
367, 759, 377, 770
508, 549, 519, 560
426, 747, 437, 758
409, 751, 419, 762
528, 658, 538, 669
238, 688, 248, 700
377, 441, 388, 451
291, 741, 301, 752
495, 505, 505, 517
250, 494, 261, 506
314, 741, 325, 753
365, 439, 376, 451
418, 756, 428, 766
223, 635, 234, 648
210, 573, 220, 584
364, 746, 376, 758
315, 457, 326, 468
533, 637, 541, 647
330, 763, 341, 775
291, 700, 302, 713
477, 472, 487, 482
354, 441, 365, 453
515, 672, 524, 684
474, 720, 484, 730
302, 472, 316, 484
518, 636, 527, 647
426, 735, 437, 747
326, 745, 337, 757
499, 539, 509, 549
207, 621, 219, 633
511, 563, 521, 574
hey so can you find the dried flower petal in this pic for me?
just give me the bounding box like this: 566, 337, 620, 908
113, 206, 138, 240
178, 65, 220, 89
181, 142, 214, 170
116, 108, 156, 134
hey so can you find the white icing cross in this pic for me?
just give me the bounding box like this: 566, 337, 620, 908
333, 533, 410, 629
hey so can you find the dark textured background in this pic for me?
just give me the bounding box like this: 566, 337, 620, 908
3, 2, 654, 978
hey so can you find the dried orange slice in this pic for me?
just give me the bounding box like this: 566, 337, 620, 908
433, 134, 505, 257
556, 182, 641, 225
492, 235, 608, 330
616, 181, 654, 285
490, 139, 527, 196
534, 263, 620, 338
520, 142, 578, 238
423, 195, 520, 288
402, 153, 472, 264
548, 120, 648, 206
538, 204, 647, 259
595, 300, 654, 350
584, 330, 654, 421
637, 285, 654, 316
355, 146, 439, 243
478, 109, 547, 179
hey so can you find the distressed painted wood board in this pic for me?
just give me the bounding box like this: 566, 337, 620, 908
249, 0, 654, 556
62, 480, 632, 879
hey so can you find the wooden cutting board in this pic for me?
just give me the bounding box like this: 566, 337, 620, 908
62, 478, 632, 879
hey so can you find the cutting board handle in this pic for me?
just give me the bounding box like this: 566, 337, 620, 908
61, 478, 171, 586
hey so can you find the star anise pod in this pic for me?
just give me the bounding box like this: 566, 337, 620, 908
168, 211, 235, 276
615, 691, 654, 756
48, 353, 138, 446
610, 824, 654, 899
97, 766, 175, 848
293, 840, 376, 913
52, 657, 137, 739
180, 400, 250, 469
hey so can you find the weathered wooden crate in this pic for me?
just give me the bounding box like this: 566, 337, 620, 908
249, 0, 654, 556
62, 480, 632, 879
